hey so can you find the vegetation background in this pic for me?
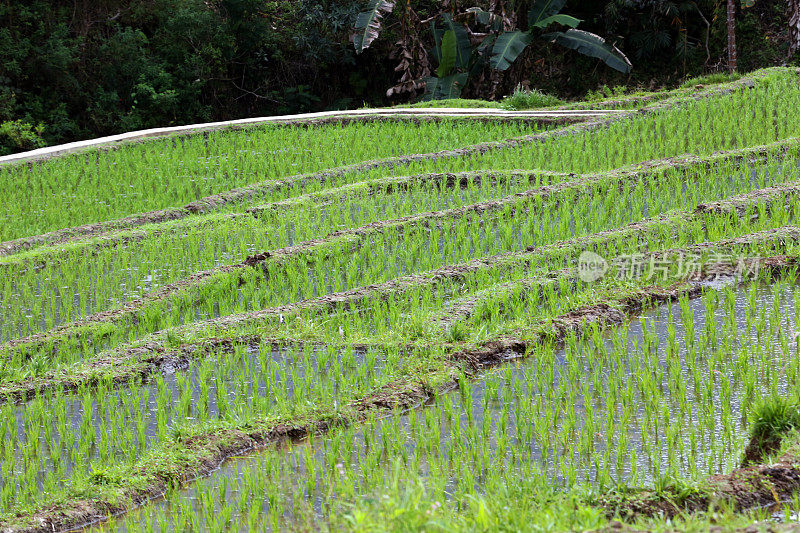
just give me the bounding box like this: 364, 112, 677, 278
0, 0, 796, 154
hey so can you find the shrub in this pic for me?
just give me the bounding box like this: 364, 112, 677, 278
0, 120, 46, 156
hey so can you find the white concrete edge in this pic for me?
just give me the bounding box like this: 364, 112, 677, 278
0, 107, 624, 166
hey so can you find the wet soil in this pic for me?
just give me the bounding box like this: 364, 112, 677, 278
605, 456, 800, 521
697, 180, 800, 215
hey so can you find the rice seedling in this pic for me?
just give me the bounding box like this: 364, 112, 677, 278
0, 342, 410, 514
326, 70, 800, 182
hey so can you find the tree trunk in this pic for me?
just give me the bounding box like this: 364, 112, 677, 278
790, 0, 800, 57
727, 0, 737, 72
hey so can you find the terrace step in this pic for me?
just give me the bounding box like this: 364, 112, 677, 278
0, 107, 620, 166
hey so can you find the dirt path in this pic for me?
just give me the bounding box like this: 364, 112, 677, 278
3, 68, 775, 169
0, 108, 619, 167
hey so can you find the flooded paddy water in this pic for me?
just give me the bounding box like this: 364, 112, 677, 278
0, 343, 399, 513
6, 71, 800, 531
87, 277, 800, 531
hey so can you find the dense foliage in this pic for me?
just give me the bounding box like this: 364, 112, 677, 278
0, 0, 796, 153
0, 0, 371, 153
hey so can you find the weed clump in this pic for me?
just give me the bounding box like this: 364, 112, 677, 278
502, 85, 563, 110
743, 395, 800, 465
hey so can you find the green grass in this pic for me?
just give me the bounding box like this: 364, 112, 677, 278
501, 86, 564, 110
681, 71, 744, 89
392, 98, 503, 109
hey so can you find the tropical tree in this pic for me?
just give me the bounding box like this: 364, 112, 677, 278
790, 0, 800, 57
727, 0, 738, 72
490, 2, 632, 73
352, 0, 631, 100
727, 0, 764, 72
726, 1, 800, 64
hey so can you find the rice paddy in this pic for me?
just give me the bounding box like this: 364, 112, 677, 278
3, 67, 800, 532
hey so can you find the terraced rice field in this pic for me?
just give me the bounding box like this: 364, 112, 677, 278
3, 68, 800, 531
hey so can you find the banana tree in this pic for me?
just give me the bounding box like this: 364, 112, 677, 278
489, 0, 631, 74
421, 13, 492, 100
353, 0, 632, 100
353, 0, 396, 53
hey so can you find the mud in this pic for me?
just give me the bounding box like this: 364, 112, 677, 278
0, 376, 431, 533
432, 277, 549, 330
244, 169, 564, 216
606, 455, 800, 521
3, 162, 798, 393
0, 262, 246, 353
0, 335, 258, 403
697, 180, 800, 215
742, 432, 786, 467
